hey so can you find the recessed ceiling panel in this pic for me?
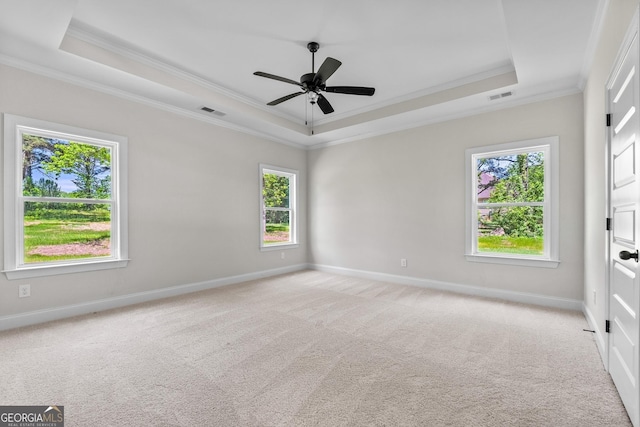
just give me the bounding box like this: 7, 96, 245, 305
70, 0, 513, 122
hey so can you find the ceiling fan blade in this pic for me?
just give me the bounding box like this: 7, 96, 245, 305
267, 91, 304, 106
316, 94, 334, 114
254, 71, 302, 87
314, 57, 342, 85
325, 86, 375, 96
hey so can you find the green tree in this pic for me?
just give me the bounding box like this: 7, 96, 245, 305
481, 152, 544, 237
23, 178, 62, 197
22, 134, 54, 194
43, 141, 111, 199
263, 174, 290, 225
263, 174, 289, 207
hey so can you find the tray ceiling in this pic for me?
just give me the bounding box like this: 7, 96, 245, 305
0, 0, 603, 147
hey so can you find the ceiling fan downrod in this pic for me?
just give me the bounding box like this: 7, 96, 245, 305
307, 41, 319, 73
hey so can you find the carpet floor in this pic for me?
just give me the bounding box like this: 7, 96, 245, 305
0, 270, 631, 426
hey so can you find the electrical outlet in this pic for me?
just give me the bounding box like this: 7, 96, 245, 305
400, 258, 407, 268
19, 284, 30, 298
281, 252, 285, 260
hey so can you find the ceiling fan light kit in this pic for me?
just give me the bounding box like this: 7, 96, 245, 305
253, 41, 375, 118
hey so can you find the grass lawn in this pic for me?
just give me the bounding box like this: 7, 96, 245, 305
24, 218, 110, 263
264, 223, 290, 244
478, 235, 543, 255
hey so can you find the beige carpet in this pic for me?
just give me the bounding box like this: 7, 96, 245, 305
0, 270, 631, 426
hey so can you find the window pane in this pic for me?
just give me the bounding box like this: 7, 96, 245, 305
476, 152, 544, 203
262, 173, 290, 208
263, 210, 290, 245
23, 201, 111, 264
23, 134, 112, 199
477, 206, 543, 255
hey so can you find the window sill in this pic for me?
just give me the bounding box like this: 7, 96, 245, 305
4, 259, 129, 280
260, 243, 299, 252
465, 254, 560, 269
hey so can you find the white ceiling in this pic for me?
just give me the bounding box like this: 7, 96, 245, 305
0, 0, 604, 148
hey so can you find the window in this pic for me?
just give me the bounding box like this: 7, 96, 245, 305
260, 165, 297, 249
465, 136, 559, 268
3, 114, 128, 279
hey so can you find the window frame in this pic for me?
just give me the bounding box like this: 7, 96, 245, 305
465, 136, 560, 268
259, 164, 298, 251
3, 114, 129, 279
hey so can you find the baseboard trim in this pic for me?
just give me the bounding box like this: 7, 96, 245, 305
310, 264, 583, 311
583, 303, 608, 369
0, 264, 309, 331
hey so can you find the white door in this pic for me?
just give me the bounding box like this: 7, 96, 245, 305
607, 16, 640, 427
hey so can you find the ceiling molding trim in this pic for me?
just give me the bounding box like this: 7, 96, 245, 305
314, 62, 517, 126
578, 0, 610, 90
65, 21, 262, 110
307, 86, 582, 150
495, 0, 516, 78
0, 54, 306, 149
63, 21, 305, 127
312, 69, 518, 135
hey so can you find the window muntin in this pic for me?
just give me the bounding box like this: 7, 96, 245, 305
466, 137, 559, 268
260, 165, 297, 249
4, 114, 128, 279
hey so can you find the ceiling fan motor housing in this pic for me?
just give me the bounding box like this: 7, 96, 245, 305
301, 72, 316, 90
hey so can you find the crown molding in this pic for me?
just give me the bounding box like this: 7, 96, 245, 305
578, 0, 610, 90
65, 20, 298, 123
308, 85, 582, 150
0, 54, 307, 149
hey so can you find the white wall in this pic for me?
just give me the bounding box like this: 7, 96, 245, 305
0, 64, 307, 319
0, 27, 601, 325
583, 0, 639, 352
308, 93, 585, 302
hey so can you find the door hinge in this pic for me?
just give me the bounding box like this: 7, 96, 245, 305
606, 113, 611, 127
606, 217, 612, 231
606, 320, 611, 333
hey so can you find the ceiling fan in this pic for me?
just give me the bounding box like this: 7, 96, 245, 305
253, 42, 375, 115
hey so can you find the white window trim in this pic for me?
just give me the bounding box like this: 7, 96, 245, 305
465, 136, 560, 268
259, 164, 298, 251
3, 114, 129, 279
